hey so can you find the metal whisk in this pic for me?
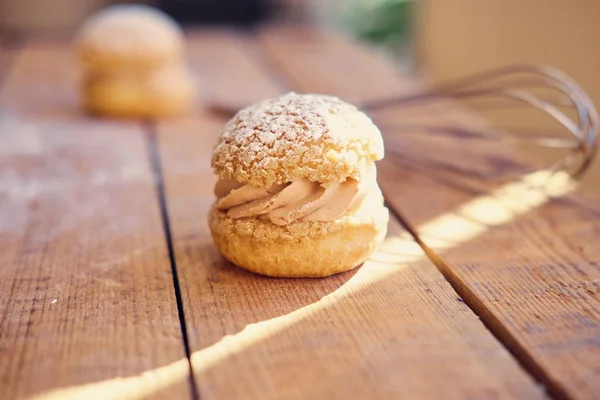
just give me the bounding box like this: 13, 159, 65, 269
361, 65, 598, 181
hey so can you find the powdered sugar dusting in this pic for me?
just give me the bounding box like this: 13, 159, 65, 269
211, 92, 384, 188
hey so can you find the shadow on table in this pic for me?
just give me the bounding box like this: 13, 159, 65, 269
177, 229, 544, 399
175, 237, 360, 346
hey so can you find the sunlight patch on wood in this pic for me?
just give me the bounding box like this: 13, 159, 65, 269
417, 170, 574, 249
27, 359, 189, 400
190, 234, 418, 373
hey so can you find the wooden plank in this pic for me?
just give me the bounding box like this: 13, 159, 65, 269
0, 44, 191, 399
186, 29, 281, 113
258, 25, 600, 400
0, 47, 8, 77
0, 42, 79, 118
0, 42, 17, 89
156, 30, 545, 399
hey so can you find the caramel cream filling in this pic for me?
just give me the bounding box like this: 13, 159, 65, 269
214, 164, 376, 226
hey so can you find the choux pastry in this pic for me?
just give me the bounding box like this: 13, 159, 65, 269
209, 92, 389, 278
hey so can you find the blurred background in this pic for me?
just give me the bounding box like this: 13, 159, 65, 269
1, 0, 598, 191
1, 0, 597, 100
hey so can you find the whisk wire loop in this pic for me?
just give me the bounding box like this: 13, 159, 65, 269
363, 65, 598, 180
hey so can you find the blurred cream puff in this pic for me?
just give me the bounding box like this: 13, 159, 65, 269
75, 4, 195, 118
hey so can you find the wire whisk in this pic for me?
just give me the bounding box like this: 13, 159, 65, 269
361, 65, 598, 181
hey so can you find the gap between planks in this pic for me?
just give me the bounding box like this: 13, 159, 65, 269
0, 42, 192, 400
388, 205, 570, 400
145, 123, 201, 400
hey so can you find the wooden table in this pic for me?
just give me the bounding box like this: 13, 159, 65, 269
1, 27, 599, 400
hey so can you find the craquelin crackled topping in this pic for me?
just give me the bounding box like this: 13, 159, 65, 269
211, 92, 384, 188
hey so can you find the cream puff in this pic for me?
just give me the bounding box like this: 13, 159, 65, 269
75, 4, 195, 118
209, 92, 389, 278
82, 62, 196, 118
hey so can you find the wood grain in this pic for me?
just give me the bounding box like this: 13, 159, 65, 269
155, 30, 545, 399
0, 43, 191, 399
258, 25, 600, 400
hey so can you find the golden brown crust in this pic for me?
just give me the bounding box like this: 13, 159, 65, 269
82, 64, 196, 118
75, 4, 184, 71
211, 93, 384, 188
208, 191, 389, 278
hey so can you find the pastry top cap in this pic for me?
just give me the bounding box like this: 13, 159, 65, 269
75, 4, 184, 70
211, 92, 384, 187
